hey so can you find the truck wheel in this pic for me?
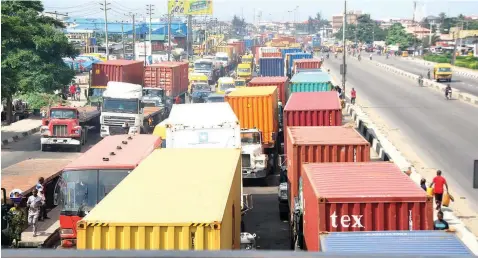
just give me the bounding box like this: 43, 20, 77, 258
41, 144, 46, 152
75, 145, 81, 152
280, 211, 288, 221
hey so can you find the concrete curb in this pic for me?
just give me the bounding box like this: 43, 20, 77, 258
1, 125, 41, 147
405, 57, 478, 79
325, 66, 478, 254
351, 55, 478, 107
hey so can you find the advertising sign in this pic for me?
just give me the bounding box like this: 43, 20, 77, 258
168, 0, 213, 15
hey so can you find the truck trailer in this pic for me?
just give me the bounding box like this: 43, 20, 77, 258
40, 105, 100, 152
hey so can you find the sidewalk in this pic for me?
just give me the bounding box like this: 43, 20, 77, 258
19, 205, 61, 248
1, 100, 87, 147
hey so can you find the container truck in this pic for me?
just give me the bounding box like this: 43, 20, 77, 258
143, 62, 189, 106
288, 71, 333, 101
40, 105, 100, 152
293, 59, 322, 75
292, 162, 434, 250
100, 82, 166, 137
280, 48, 302, 59
312, 36, 321, 52
236, 63, 252, 81
89, 60, 144, 106
285, 53, 313, 78
194, 59, 218, 85
248, 76, 289, 105
77, 148, 246, 250
319, 231, 473, 255
259, 58, 284, 77
226, 86, 279, 183
55, 134, 162, 248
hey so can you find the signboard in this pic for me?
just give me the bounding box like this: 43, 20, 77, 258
168, 0, 213, 15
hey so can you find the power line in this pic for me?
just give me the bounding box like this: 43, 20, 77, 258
44, 2, 97, 10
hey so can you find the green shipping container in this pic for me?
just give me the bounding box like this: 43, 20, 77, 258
289, 72, 332, 98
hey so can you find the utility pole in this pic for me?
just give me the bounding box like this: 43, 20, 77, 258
168, 12, 172, 61
100, 0, 111, 60
126, 13, 137, 60
147, 4, 154, 53
143, 15, 147, 64
341, 0, 347, 93
412, 1, 417, 24
187, 15, 192, 59
429, 20, 434, 45
121, 21, 126, 57
451, 20, 463, 65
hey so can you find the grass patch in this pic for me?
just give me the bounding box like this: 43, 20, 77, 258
423, 54, 478, 70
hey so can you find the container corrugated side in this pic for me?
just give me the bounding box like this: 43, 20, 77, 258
248, 77, 289, 104
225, 87, 278, 148
259, 58, 284, 77
319, 231, 473, 255
293, 59, 322, 72
286, 126, 370, 211
77, 148, 242, 250
92, 61, 144, 87
280, 48, 301, 59
144, 62, 188, 97
286, 53, 313, 75
289, 82, 332, 95
302, 162, 434, 252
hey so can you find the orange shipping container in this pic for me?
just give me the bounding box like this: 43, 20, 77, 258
225, 86, 278, 148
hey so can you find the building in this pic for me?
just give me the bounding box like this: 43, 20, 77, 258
379, 18, 415, 30
406, 26, 431, 38
332, 10, 362, 33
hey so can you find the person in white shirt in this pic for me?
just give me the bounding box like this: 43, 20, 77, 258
26, 189, 44, 237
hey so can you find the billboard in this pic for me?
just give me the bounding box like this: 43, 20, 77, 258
168, 0, 213, 15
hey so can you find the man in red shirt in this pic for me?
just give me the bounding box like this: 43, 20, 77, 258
430, 170, 449, 210
351, 88, 357, 104
69, 84, 76, 100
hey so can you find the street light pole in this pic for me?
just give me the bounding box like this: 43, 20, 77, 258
100, 0, 110, 60
168, 13, 172, 61
342, 0, 347, 93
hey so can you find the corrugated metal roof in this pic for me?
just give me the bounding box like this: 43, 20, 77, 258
249, 76, 288, 84
285, 92, 340, 111
288, 126, 368, 145
303, 162, 427, 200
227, 86, 277, 97
82, 148, 241, 224
64, 135, 161, 170
291, 71, 331, 83
320, 231, 472, 255
167, 103, 238, 127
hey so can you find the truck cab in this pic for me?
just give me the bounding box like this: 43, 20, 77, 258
194, 59, 216, 85
142, 88, 165, 108
240, 129, 268, 179
215, 52, 230, 68
100, 82, 144, 137
217, 77, 236, 94
88, 87, 106, 107
236, 63, 252, 81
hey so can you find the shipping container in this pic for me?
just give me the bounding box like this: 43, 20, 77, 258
286, 126, 370, 210
244, 39, 254, 50
302, 162, 434, 251
144, 62, 188, 97
261, 52, 282, 58
225, 86, 278, 148
285, 53, 313, 76
248, 77, 289, 104
293, 59, 322, 73
91, 60, 144, 87
289, 72, 332, 98
280, 48, 302, 59
215, 45, 235, 59
259, 58, 284, 77
283, 92, 342, 135
166, 103, 240, 148
77, 148, 242, 250
319, 231, 473, 255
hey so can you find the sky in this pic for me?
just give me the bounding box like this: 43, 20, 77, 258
42, 0, 478, 23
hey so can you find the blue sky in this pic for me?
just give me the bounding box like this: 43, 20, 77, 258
42, 0, 478, 22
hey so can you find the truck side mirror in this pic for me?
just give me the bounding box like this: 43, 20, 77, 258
140, 102, 145, 109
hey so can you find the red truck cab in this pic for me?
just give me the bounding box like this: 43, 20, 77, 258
55, 134, 161, 248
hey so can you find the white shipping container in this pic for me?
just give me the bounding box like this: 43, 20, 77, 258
166, 103, 241, 148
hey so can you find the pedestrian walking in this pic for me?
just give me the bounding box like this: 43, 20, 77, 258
420, 178, 427, 191
350, 88, 357, 104
429, 170, 449, 210
8, 201, 27, 247
26, 189, 43, 237
69, 83, 76, 101
37, 177, 49, 220
433, 211, 449, 230
76, 84, 81, 101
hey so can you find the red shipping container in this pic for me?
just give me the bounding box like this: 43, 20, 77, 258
261, 52, 282, 58
248, 77, 289, 104
144, 62, 188, 97
91, 60, 144, 87
284, 92, 342, 133
293, 59, 322, 72
302, 162, 434, 251
286, 126, 370, 211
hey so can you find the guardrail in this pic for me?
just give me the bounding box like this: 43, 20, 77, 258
2, 250, 475, 258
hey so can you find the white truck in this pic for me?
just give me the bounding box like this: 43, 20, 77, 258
194, 59, 217, 85
215, 52, 230, 68
100, 81, 165, 137
166, 102, 256, 248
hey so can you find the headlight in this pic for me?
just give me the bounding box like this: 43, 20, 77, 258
40, 126, 50, 135
61, 228, 73, 235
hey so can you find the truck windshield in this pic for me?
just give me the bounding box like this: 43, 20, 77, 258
59, 169, 130, 214
193, 83, 210, 91
220, 83, 235, 91
241, 131, 261, 145
143, 89, 164, 98
438, 68, 451, 72
207, 96, 225, 103
235, 81, 246, 87
242, 58, 252, 63
103, 98, 139, 114
238, 68, 251, 73
216, 57, 228, 62
90, 88, 106, 97
50, 109, 76, 119
195, 63, 212, 70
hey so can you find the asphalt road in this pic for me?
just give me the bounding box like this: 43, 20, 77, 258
1, 132, 102, 169
372, 55, 478, 96
325, 56, 478, 212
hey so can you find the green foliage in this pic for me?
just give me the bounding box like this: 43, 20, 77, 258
334, 14, 386, 43
1, 1, 78, 104
423, 54, 478, 70
16, 92, 67, 110
385, 23, 416, 50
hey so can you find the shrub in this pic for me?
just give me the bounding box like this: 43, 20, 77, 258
16, 93, 68, 110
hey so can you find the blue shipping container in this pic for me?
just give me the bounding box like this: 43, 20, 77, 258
259, 58, 284, 77
244, 39, 253, 50
320, 231, 473, 255
312, 36, 321, 48
280, 48, 302, 60
286, 53, 313, 75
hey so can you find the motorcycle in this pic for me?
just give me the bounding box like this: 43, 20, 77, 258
358, 55, 361, 61
369, 55, 373, 61
445, 88, 452, 100
418, 76, 424, 87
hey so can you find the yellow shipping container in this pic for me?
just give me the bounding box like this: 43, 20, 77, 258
225, 86, 278, 148
77, 148, 242, 250
215, 46, 234, 59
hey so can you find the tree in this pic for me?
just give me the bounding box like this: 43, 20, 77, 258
334, 14, 386, 43
231, 15, 245, 35
422, 34, 440, 48
385, 23, 417, 50
307, 16, 315, 34
2, 1, 78, 123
